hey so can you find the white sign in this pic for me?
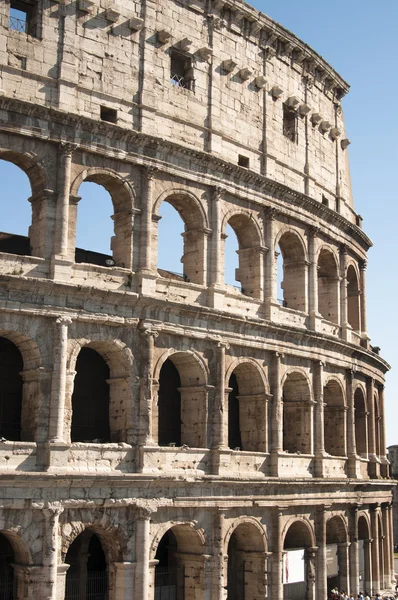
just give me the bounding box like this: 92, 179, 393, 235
283, 549, 305, 584
326, 544, 339, 577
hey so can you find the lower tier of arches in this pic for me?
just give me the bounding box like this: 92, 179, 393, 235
0, 499, 395, 600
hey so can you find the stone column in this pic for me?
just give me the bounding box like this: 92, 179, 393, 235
346, 369, 357, 478
359, 260, 368, 341
114, 562, 135, 600
388, 504, 395, 586
211, 342, 229, 474
313, 361, 325, 477
270, 352, 283, 477
47, 316, 72, 469
270, 508, 283, 600
139, 167, 157, 274
42, 504, 64, 600
370, 505, 380, 594
209, 188, 226, 308
306, 547, 318, 600
211, 510, 226, 600
135, 507, 152, 600
138, 324, 159, 470
382, 506, 391, 589
54, 142, 76, 261
378, 384, 389, 477
366, 377, 379, 478
364, 538, 373, 595
308, 226, 319, 329
263, 207, 278, 319
338, 542, 350, 593
349, 506, 359, 595
315, 506, 327, 600
340, 245, 349, 340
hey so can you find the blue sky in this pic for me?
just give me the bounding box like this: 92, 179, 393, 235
1, 1, 397, 445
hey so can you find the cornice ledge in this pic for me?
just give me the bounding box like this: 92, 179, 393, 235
0, 97, 368, 250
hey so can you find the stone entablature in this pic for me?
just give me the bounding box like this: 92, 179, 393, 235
0, 0, 354, 220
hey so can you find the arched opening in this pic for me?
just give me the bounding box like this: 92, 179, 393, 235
278, 232, 306, 312
283, 521, 314, 600
157, 353, 207, 448
158, 359, 181, 447
358, 516, 371, 594
224, 213, 262, 299
283, 373, 312, 454
227, 363, 267, 452
317, 249, 339, 322
227, 522, 266, 600
65, 531, 108, 600
75, 182, 115, 267
323, 381, 346, 457
0, 337, 23, 441
0, 158, 33, 258
71, 348, 110, 443
224, 224, 240, 289
347, 265, 360, 331
157, 202, 185, 281
354, 388, 367, 457
0, 533, 16, 599
326, 516, 348, 596
155, 195, 206, 285
374, 394, 381, 458
154, 525, 205, 600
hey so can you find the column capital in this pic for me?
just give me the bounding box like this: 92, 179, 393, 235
139, 322, 160, 339
217, 340, 230, 350
359, 259, 368, 271
56, 315, 73, 327
60, 142, 77, 157
212, 186, 225, 201
308, 225, 320, 238
142, 165, 159, 180
264, 206, 279, 220
340, 243, 349, 255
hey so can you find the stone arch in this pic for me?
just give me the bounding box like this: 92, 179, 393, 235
225, 519, 268, 600
70, 167, 136, 269
224, 517, 267, 553
63, 523, 121, 600
154, 350, 208, 448
283, 518, 316, 600
276, 228, 307, 312
282, 517, 315, 548
66, 339, 134, 444
225, 359, 268, 452
154, 188, 208, 285
0, 330, 42, 442
282, 370, 313, 454
222, 209, 264, 299
0, 149, 49, 258
152, 522, 206, 600
354, 385, 367, 457
0, 529, 32, 565
357, 513, 372, 593
323, 378, 347, 457
317, 246, 339, 323
346, 263, 361, 332
326, 515, 349, 594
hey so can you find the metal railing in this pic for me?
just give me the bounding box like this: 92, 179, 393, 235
65, 571, 108, 600
9, 16, 27, 33
0, 576, 14, 600
155, 567, 179, 600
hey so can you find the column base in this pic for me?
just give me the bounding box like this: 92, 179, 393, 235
49, 256, 73, 281
347, 455, 360, 479
368, 456, 381, 478
263, 298, 280, 320
45, 441, 69, 470
314, 455, 325, 478
137, 271, 158, 295
208, 284, 227, 310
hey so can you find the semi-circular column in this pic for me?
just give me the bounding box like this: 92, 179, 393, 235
49, 316, 72, 443
313, 360, 325, 477
55, 143, 76, 258
270, 351, 283, 477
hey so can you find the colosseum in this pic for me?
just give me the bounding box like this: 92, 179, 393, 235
0, 0, 395, 598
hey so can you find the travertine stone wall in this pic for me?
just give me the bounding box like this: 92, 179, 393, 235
0, 0, 395, 598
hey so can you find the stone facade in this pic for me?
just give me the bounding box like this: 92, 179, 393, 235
0, 0, 395, 599
387, 446, 398, 548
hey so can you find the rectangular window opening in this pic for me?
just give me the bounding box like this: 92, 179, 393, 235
100, 106, 118, 124
238, 155, 250, 168
170, 49, 194, 90
283, 104, 297, 143
322, 196, 329, 207
9, 1, 39, 37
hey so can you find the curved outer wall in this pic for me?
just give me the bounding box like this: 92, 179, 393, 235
0, 0, 395, 599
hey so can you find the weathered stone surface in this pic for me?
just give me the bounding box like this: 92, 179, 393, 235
0, 0, 395, 598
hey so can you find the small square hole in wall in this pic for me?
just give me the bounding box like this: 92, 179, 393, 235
100, 106, 117, 123
238, 155, 250, 168
322, 196, 329, 207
